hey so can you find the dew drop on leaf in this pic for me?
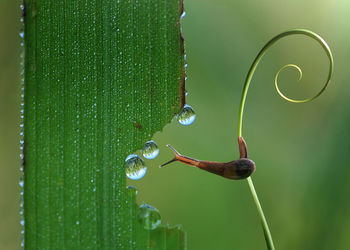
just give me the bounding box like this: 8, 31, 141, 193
126, 185, 138, 195
180, 11, 186, 19
138, 203, 161, 230
125, 154, 147, 180
177, 104, 196, 126
141, 140, 159, 159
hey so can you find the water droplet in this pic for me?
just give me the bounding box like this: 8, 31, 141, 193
76, 220, 80, 225
180, 11, 186, 19
125, 155, 147, 180
19, 32, 24, 38
138, 204, 161, 230
141, 140, 159, 159
19, 180, 24, 188
177, 104, 196, 126
126, 185, 138, 195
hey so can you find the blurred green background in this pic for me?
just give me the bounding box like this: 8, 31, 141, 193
1, 0, 350, 249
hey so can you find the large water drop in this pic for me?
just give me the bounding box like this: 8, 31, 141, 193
177, 104, 196, 126
138, 203, 161, 230
141, 140, 159, 159
125, 154, 147, 180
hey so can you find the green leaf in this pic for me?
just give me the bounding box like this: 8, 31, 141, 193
22, 0, 186, 249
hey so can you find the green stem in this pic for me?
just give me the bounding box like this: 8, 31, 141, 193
237, 29, 334, 250
247, 177, 274, 250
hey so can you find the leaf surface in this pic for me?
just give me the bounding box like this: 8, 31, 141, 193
23, 0, 186, 249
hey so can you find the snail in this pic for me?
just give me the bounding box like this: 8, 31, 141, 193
160, 137, 255, 180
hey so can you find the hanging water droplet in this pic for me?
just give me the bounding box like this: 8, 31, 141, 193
141, 140, 159, 159
19, 179, 24, 188
177, 104, 196, 126
138, 203, 161, 230
125, 154, 147, 180
19, 32, 24, 38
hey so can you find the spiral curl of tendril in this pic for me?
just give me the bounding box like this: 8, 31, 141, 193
274, 64, 302, 103
238, 29, 334, 137
237, 29, 334, 250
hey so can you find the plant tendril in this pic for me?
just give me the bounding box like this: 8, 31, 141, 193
274, 64, 302, 103
237, 29, 334, 250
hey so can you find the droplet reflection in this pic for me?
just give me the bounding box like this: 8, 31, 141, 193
177, 104, 196, 126
141, 140, 159, 159
126, 185, 138, 195
138, 203, 161, 230
125, 154, 147, 180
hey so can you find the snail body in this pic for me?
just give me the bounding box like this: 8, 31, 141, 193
160, 137, 256, 180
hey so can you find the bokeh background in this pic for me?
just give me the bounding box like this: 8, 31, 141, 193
1, 0, 350, 249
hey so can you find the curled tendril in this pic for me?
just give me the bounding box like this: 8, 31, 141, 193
238, 29, 334, 137
236, 29, 334, 250
274, 64, 302, 102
